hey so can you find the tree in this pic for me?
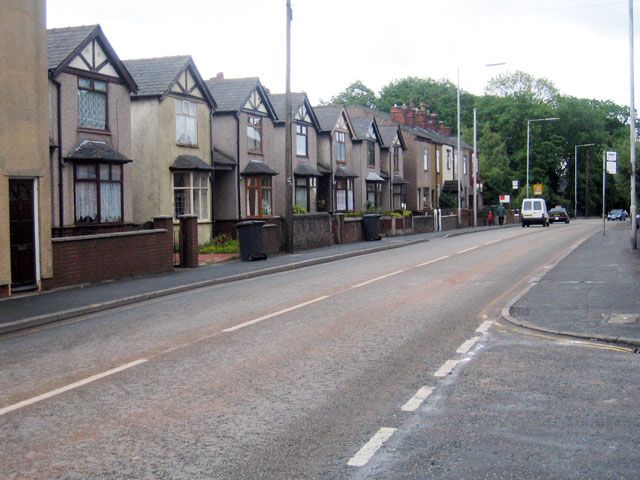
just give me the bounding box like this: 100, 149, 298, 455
325, 80, 377, 108
485, 70, 559, 104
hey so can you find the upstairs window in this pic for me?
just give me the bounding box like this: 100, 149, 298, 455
336, 132, 346, 162
247, 116, 262, 153
436, 150, 441, 173
463, 153, 468, 175
296, 124, 308, 157
176, 100, 198, 146
423, 148, 429, 171
393, 147, 400, 172
367, 141, 375, 167
446, 151, 452, 170
78, 78, 107, 130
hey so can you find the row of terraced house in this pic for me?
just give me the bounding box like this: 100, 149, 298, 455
1, 2, 482, 296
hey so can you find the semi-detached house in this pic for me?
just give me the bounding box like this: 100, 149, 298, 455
123, 55, 217, 243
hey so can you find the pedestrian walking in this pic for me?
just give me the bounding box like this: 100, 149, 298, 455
497, 204, 506, 225
487, 210, 493, 225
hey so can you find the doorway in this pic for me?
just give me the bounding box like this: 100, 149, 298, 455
9, 179, 37, 291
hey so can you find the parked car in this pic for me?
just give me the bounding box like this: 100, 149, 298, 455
607, 209, 626, 221
549, 206, 570, 224
521, 198, 549, 227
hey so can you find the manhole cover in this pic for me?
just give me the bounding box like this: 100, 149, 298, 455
604, 314, 640, 325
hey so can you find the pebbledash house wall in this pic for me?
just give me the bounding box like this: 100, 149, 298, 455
0, 0, 53, 295
48, 71, 134, 232
130, 94, 214, 243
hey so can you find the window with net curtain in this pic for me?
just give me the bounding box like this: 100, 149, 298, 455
78, 78, 107, 130
336, 131, 346, 161
336, 178, 354, 212
74, 163, 122, 223
173, 171, 209, 220
247, 116, 262, 153
176, 100, 198, 146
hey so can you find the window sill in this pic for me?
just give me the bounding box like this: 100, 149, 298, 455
176, 143, 199, 148
248, 150, 264, 156
77, 127, 111, 135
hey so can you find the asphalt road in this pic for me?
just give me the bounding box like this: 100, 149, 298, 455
1, 219, 638, 479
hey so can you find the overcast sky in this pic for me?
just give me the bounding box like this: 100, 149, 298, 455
47, 0, 637, 107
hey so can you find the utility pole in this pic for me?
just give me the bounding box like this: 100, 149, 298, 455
629, 0, 637, 249
284, 0, 293, 253
585, 149, 590, 217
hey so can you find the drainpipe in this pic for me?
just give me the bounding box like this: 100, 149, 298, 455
209, 111, 215, 237
235, 112, 241, 222
53, 77, 64, 232
329, 133, 334, 213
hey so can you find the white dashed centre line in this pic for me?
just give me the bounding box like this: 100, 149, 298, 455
401, 386, 434, 412
475, 320, 494, 334
483, 239, 501, 246
222, 295, 330, 332
434, 359, 459, 378
457, 246, 479, 254
456, 336, 481, 354
0, 359, 148, 416
415, 255, 450, 267
350, 270, 406, 289
347, 427, 397, 467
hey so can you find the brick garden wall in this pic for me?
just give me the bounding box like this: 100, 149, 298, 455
293, 213, 332, 250
413, 215, 435, 234
46, 227, 173, 289
263, 221, 283, 255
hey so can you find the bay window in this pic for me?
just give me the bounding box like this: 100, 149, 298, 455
295, 176, 316, 212
335, 178, 354, 212
246, 175, 272, 217
173, 171, 210, 220
74, 163, 122, 223
366, 182, 383, 209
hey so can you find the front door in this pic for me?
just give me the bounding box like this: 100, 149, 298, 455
9, 179, 37, 290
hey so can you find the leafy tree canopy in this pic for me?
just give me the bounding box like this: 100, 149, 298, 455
325, 80, 377, 108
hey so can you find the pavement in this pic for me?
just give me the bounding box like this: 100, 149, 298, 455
0, 226, 477, 335
502, 221, 640, 348
1, 221, 639, 348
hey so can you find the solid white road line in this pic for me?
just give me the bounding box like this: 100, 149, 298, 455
456, 246, 479, 254
434, 359, 459, 378
222, 295, 330, 332
415, 255, 450, 268
456, 336, 481, 354
347, 427, 397, 467
475, 320, 494, 334
0, 358, 148, 416
401, 386, 434, 412
350, 270, 406, 289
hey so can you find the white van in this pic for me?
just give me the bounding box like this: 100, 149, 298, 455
521, 198, 549, 227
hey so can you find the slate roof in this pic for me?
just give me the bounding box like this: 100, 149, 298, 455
400, 124, 472, 149
205, 77, 276, 117
378, 124, 406, 149
170, 155, 215, 171
47, 24, 97, 71
313, 105, 344, 132
123, 56, 216, 108
349, 117, 380, 143
334, 166, 358, 178
213, 148, 236, 166
393, 175, 409, 185
366, 171, 385, 182
242, 161, 278, 176
65, 140, 132, 163
294, 163, 322, 177
47, 24, 136, 91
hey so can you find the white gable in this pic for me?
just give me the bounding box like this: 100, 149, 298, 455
172, 67, 206, 99
335, 113, 348, 132
244, 89, 267, 114
68, 39, 119, 78
295, 103, 311, 123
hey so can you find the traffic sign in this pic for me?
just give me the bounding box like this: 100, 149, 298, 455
533, 183, 543, 195
512, 180, 519, 190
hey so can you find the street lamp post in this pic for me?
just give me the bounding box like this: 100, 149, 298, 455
574, 143, 594, 218
456, 67, 461, 224
526, 117, 559, 197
